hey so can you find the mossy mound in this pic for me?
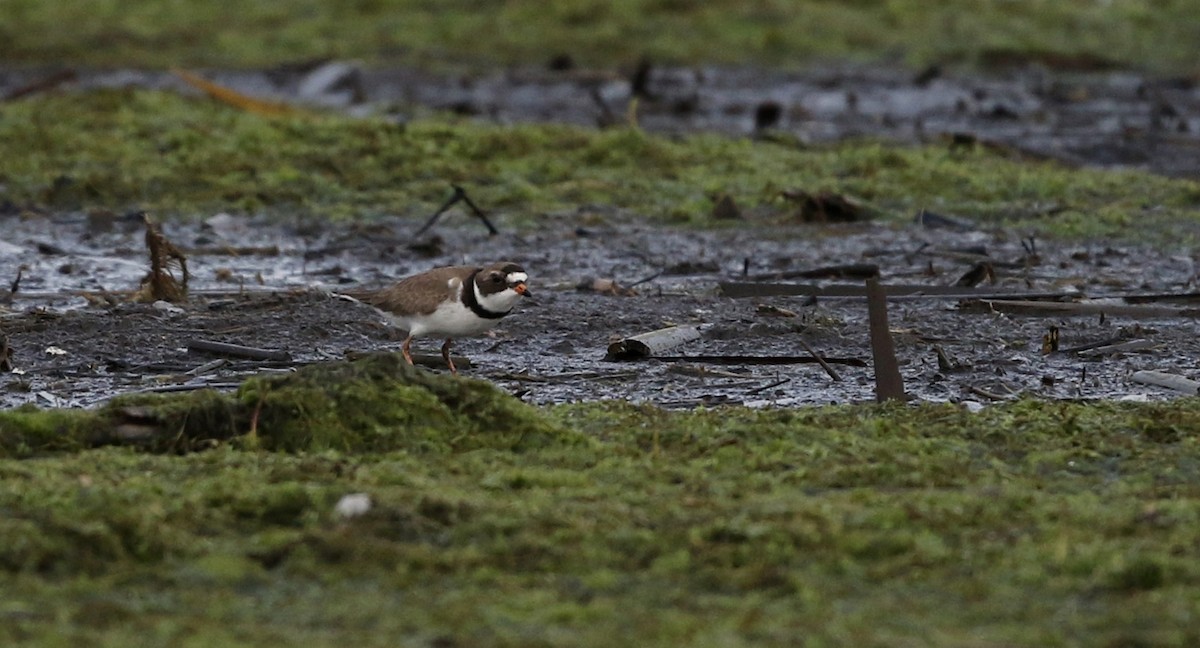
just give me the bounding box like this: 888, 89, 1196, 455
236, 352, 578, 453
0, 353, 576, 456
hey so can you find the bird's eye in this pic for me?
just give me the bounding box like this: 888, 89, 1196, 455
491, 274, 503, 283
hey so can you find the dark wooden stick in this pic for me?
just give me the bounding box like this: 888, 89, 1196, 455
748, 264, 880, 281
746, 377, 791, 395
967, 384, 1010, 401
413, 186, 466, 237
1057, 335, 1126, 354
866, 278, 905, 402
653, 355, 867, 366
454, 185, 500, 235
409, 352, 472, 370
1077, 339, 1157, 357
797, 338, 842, 382
187, 339, 292, 361
414, 185, 499, 236
627, 270, 664, 288
979, 299, 1200, 319
719, 281, 1070, 300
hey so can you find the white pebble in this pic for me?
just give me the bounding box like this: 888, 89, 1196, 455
334, 493, 372, 519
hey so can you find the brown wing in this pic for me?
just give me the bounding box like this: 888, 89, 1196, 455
347, 265, 476, 316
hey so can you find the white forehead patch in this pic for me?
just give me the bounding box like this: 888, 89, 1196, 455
506, 272, 528, 284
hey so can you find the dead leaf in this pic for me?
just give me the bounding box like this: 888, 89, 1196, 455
133, 212, 189, 303
577, 277, 637, 296
173, 68, 294, 116
781, 190, 868, 223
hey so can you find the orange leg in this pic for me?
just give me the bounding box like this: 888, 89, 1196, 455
441, 338, 457, 374
401, 336, 415, 365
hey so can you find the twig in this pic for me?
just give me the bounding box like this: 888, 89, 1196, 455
3, 69, 77, 101
866, 278, 905, 402
797, 338, 841, 382
667, 364, 749, 379
719, 281, 1069, 300
748, 264, 880, 281
653, 355, 867, 366
455, 185, 499, 235
979, 299, 1200, 319
187, 339, 292, 361
746, 377, 790, 395
1058, 336, 1126, 354
486, 371, 550, 382
627, 270, 664, 288
1077, 339, 1157, 357
186, 358, 228, 376
967, 384, 1010, 401
414, 185, 499, 237
10, 265, 24, 295
409, 352, 472, 370
132, 382, 244, 394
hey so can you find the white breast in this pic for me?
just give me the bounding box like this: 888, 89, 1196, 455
383, 278, 510, 339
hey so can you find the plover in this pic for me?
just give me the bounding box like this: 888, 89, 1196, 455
347, 262, 530, 374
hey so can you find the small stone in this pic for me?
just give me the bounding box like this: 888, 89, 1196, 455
334, 493, 372, 519
152, 300, 185, 316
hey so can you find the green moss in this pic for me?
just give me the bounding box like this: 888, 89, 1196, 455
3, 398, 1200, 644
0, 405, 99, 454
0, 353, 574, 457
236, 352, 578, 453
2, 90, 1198, 244
1, 0, 1198, 74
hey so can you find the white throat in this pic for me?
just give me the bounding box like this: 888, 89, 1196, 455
474, 282, 522, 313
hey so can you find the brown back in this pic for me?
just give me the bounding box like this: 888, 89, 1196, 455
348, 265, 476, 316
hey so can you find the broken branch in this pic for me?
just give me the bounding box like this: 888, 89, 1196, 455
187, 339, 291, 362
414, 185, 499, 237
797, 338, 842, 382
719, 281, 1069, 300
653, 355, 867, 367
977, 299, 1200, 319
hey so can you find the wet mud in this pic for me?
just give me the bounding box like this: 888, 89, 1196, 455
3, 62, 1198, 177
4, 210, 1199, 408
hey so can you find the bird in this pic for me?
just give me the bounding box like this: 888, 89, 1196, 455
345, 262, 530, 374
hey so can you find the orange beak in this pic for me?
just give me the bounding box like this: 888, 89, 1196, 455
513, 282, 529, 296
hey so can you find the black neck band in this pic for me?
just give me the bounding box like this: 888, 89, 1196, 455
463, 270, 510, 320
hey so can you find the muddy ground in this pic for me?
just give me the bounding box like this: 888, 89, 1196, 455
4, 62, 1200, 408
3, 62, 1198, 178
3, 207, 1200, 409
